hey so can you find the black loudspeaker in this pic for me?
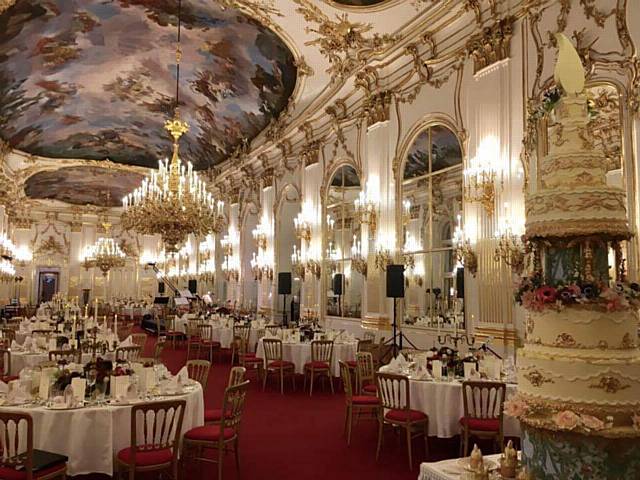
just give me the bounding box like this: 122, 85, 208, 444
158, 282, 165, 294
386, 265, 405, 298
278, 272, 292, 295
188, 279, 197, 294
333, 273, 344, 296
456, 267, 465, 298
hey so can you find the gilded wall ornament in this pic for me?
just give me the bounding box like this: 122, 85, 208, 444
466, 17, 514, 74
294, 0, 397, 79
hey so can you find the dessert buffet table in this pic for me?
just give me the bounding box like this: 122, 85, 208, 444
419, 453, 503, 480
256, 339, 356, 377
410, 380, 520, 438
0, 383, 204, 476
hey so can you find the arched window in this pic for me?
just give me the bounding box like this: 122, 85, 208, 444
401, 125, 464, 327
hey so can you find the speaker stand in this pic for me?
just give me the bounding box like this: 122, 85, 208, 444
382, 298, 417, 359
281, 293, 288, 327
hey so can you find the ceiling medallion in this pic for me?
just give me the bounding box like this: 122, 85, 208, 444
121, 0, 225, 253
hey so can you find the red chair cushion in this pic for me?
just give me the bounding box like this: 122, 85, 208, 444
362, 384, 377, 394
242, 352, 257, 358
242, 357, 263, 364
201, 340, 221, 347
184, 425, 235, 442
352, 395, 380, 406
267, 360, 295, 369
0, 463, 66, 480
304, 361, 330, 370
385, 409, 428, 423
459, 417, 500, 431
116, 446, 173, 467
1, 375, 19, 383
165, 331, 182, 337
346, 360, 357, 368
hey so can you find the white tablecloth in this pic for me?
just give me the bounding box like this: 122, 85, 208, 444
409, 380, 519, 438
256, 339, 356, 377
0, 384, 204, 476
419, 453, 503, 480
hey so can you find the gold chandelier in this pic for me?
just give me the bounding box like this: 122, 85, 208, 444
81, 221, 126, 276
121, 0, 224, 253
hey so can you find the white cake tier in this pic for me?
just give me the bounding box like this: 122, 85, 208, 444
539, 150, 607, 189
517, 346, 640, 407
525, 186, 629, 238
526, 309, 638, 350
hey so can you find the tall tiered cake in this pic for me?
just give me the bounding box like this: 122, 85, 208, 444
508, 34, 640, 478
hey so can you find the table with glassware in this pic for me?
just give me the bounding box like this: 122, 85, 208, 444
256, 338, 357, 377
176, 317, 262, 350
0, 381, 204, 476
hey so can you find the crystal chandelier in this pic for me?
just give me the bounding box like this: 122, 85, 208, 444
0, 258, 15, 283
81, 221, 126, 276
121, 0, 225, 253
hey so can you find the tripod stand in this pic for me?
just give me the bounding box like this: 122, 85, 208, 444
382, 297, 417, 359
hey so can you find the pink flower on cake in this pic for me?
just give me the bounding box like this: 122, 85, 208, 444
580, 414, 605, 431
504, 395, 529, 418
566, 284, 581, 296
535, 286, 558, 304
553, 410, 580, 430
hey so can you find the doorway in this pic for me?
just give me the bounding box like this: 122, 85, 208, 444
38, 271, 59, 304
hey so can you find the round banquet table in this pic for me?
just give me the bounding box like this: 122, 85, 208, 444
409, 379, 520, 438
175, 319, 260, 351
0, 383, 204, 476
10, 351, 115, 376
256, 339, 356, 377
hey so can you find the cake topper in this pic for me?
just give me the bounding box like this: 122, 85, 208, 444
554, 33, 585, 95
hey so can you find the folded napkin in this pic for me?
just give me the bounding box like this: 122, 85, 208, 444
176, 366, 189, 385
10, 339, 21, 351
0, 380, 8, 394
119, 336, 133, 347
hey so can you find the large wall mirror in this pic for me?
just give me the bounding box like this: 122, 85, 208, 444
325, 165, 363, 318
401, 125, 464, 330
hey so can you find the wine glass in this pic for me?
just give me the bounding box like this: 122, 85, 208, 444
86, 369, 97, 402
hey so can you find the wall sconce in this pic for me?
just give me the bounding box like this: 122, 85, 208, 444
463, 137, 504, 217
402, 199, 412, 226
375, 248, 392, 272
325, 241, 338, 273
252, 223, 268, 251
351, 235, 367, 277
221, 234, 234, 257
402, 252, 415, 270
291, 246, 306, 280
14, 246, 32, 267
326, 215, 335, 238
453, 214, 478, 276
494, 224, 526, 275
294, 213, 311, 247
222, 254, 239, 282
305, 259, 322, 279
354, 190, 378, 238
251, 251, 274, 282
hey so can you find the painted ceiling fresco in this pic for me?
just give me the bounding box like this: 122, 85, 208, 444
0, 0, 297, 170
404, 126, 462, 180
25, 166, 145, 206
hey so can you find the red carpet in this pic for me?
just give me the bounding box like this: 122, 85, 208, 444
76, 333, 465, 479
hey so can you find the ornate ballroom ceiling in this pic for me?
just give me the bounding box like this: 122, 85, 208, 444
0, 0, 431, 207
0, 0, 297, 170
24, 166, 145, 207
